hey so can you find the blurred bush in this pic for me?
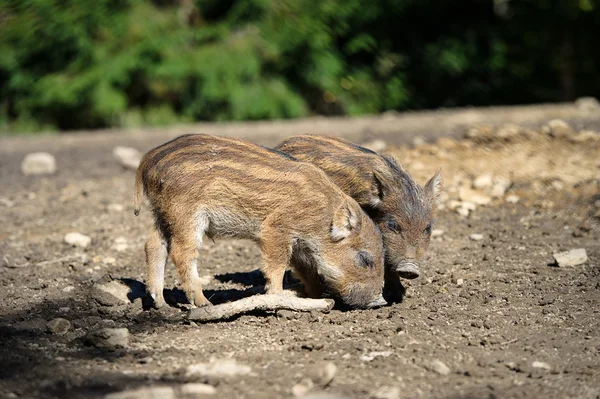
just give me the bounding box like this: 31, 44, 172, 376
1, 0, 599, 132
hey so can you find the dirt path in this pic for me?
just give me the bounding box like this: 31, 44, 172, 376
0, 104, 599, 399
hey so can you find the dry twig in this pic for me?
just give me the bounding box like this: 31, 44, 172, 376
188, 294, 335, 322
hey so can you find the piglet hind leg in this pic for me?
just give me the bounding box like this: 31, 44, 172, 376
145, 228, 168, 308
170, 237, 211, 308
260, 221, 292, 295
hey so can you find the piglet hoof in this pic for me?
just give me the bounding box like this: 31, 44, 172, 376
145, 293, 166, 310
194, 297, 213, 308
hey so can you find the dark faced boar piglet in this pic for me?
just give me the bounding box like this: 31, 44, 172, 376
275, 135, 441, 298
134, 134, 386, 309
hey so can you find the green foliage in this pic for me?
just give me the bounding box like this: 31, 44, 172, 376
1, 0, 599, 133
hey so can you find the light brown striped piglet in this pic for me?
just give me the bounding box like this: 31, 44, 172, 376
276, 135, 442, 300
134, 134, 386, 309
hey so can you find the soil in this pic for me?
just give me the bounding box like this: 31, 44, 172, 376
1, 104, 599, 399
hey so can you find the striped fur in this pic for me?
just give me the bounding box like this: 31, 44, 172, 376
134, 134, 385, 309
275, 135, 442, 298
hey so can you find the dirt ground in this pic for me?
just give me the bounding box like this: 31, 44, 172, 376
0, 104, 599, 399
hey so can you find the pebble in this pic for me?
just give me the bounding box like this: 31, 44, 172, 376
292, 378, 314, 397
491, 177, 511, 198
112, 237, 129, 252
470, 233, 484, 241
107, 203, 125, 212
458, 187, 492, 206
532, 361, 551, 370
542, 119, 573, 138
85, 327, 130, 350
92, 277, 132, 306
371, 386, 400, 399
46, 318, 71, 335
505, 195, 520, 204
64, 232, 92, 248
473, 174, 493, 190
308, 361, 337, 387
431, 229, 445, 238
21, 152, 57, 175
105, 386, 175, 399
180, 383, 217, 396
62, 286, 76, 293
185, 358, 251, 379
455, 278, 464, 287
457, 207, 471, 218
552, 249, 588, 267
360, 351, 393, 362
575, 96, 600, 112
113, 146, 142, 170
427, 359, 451, 376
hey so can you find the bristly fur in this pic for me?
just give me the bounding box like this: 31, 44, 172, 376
134, 134, 385, 309
275, 135, 442, 297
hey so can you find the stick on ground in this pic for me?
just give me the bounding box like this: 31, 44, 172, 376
188, 294, 335, 322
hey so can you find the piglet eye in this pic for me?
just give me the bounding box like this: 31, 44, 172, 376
424, 223, 432, 235
387, 218, 401, 233
356, 250, 374, 269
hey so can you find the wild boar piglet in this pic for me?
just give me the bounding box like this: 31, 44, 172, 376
134, 134, 386, 309
276, 135, 442, 297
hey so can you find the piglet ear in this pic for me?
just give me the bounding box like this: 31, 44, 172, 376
331, 204, 359, 242
424, 169, 443, 205
368, 171, 385, 208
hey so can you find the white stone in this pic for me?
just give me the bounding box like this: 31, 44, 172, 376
456, 278, 464, 287
431, 229, 445, 238
470, 233, 484, 241
505, 195, 520, 204
458, 187, 492, 206
427, 359, 451, 376
542, 119, 573, 138
308, 361, 336, 387
105, 386, 175, 399
21, 152, 56, 175
94, 279, 131, 304
85, 328, 130, 350
473, 174, 493, 190
185, 358, 251, 379
553, 249, 588, 267
112, 237, 129, 252
62, 286, 76, 293
113, 146, 142, 170
457, 207, 470, 218
107, 203, 125, 212
447, 200, 462, 211
180, 383, 216, 396
372, 386, 401, 399
360, 351, 393, 362
532, 361, 551, 370
64, 232, 92, 248
292, 378, 314, 397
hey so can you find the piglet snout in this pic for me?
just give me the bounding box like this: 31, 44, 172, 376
396, 261, 420, 279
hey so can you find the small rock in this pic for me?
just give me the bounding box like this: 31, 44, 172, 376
505, 195, 520, 204
491, 176, 511, 198
46, 318, 71, 335
292, 378, 314, 397
458, 187, 491, 206
447, 200, 462, 211
473, 174, 493, 190
470, 233, 484, 241
361, 139, 387, 153
85, 327, 130, 350
360, 351, 393, 362
21, 152, 57, 175
105, 386, 175, 399
62, 286, 76, 293
431, 229, 445, 238
308, 361, 337, 387
112, 237, 129, 252
542, 119, 574, 138
570, 130, 600, 143
92, 276, 132, 306
185, 358, 251, 379
277, 309, 297, 320
455, 278, 464, 287
113, 146, 142, 170
107, 203, 125, 212
427, 359, 451, 376
552, 249, 587, 267
532, 361, 551, 370
371, 386, 400, 399
457, 207, 471, 218
64, 232, 92, 248
575, 96, 600, 112
180, 383, 216, 396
